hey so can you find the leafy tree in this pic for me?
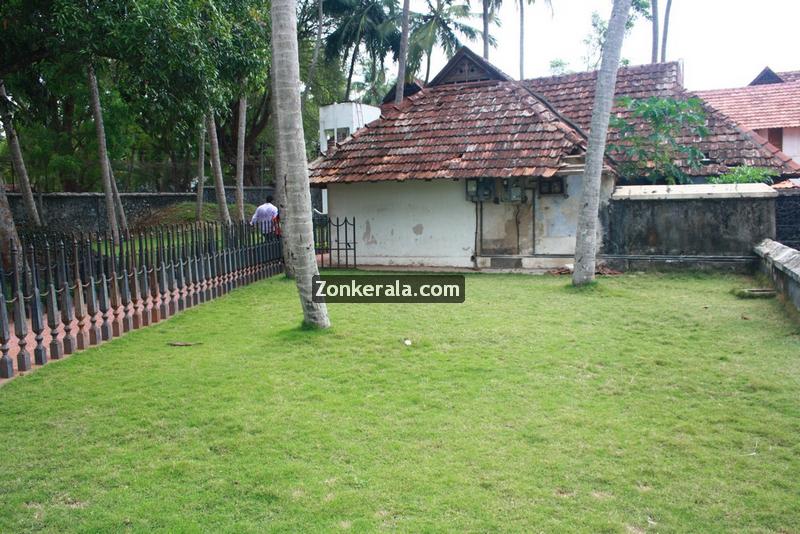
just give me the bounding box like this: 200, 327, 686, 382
583, 0, 649, 70
409, 0, 481, 83
708, 167, 778, 185
549, 58, 571, 75
607, 96, 709, 184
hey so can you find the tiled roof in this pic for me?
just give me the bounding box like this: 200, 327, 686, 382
310, 80, 588, 184
310, 50, 800, 184
694, 81, 800, 130
527, 64, 800, 177
777, 70, 800, 82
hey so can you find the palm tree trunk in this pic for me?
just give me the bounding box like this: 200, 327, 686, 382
425, 49, 432, 84
651, 0, 659, 63
344, 41, 360, 101
0, 175, 22, 271
660, 0, 672, 63
206, 112, 232, 225
87, 65, 119, 244
303, 0, 325, 104
271, 72, 295, 279
483, 0, 490, 59
195, 122, 206, 221
235, 95, 247, 221
395, 0, 411, 105
572, 0, 632, 286
519, 0, 525, 79
0, 81, 41, 226
109, 162, 128, 231
271, 0, 330, 328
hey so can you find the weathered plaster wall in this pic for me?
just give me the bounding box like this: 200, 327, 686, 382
755, 239, 800, 315
326, 179, 475, 267
535, 174, 614, 255
480, 200, 534, 255
776, 190, 800, 250
605, 197, 776, 256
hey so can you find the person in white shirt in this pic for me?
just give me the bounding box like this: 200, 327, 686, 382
250, 195, 279, 234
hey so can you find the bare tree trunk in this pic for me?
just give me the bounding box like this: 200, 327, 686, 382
195, 122, 206, 221
87, 65, 119, 243
0, 81, 41, 226
272, 54, 295, 279
303, 0, 324, 104
660, 0, 672, 62
573, 0, 632, 286
235, 95, 247, 221
109, 162, 128, 231
650, 0, 659, 63
206, 112, 232, 225
483, 0, 490, 59
0, 176, 22, 271
519, 0, 525, 79
272, 0, 330, 328
344, 41, 360, 102
395, 0, 411, 104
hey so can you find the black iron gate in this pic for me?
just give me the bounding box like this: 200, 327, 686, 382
313, 215, 356, 268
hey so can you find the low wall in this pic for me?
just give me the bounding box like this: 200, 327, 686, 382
776, 190, 800, 249
604, 184, 777, 271
755, 239, 800, 315
8, 192, 196, 232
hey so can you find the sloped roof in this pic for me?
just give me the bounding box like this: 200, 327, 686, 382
310, 49, 800, 185
694, 81, 800, 130
526, 63, 800, 176
749, 67, 800, 85
310, 80, 588, 184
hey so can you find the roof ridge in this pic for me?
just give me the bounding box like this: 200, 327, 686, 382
523, 61, 681, 85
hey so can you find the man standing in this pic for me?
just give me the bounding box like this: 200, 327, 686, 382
251, 195, 279, 234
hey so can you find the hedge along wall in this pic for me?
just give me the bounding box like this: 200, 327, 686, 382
755, 239, 800, 315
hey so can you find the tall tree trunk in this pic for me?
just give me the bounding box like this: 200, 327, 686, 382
518, 0, 525, 79
303, 0, 325, 104
87, 65, 119, 243
0, 81, 41, 227
109, 162, 128, 231
272, 72, 295, 279
344, 41, 360, 101
425, 50, 432, 84
572, 0, 632, 286
206, 113, 232, 225
660, 0, 672, 62
0, 176, 22, 272
650, 0, 659, 63
482, 0, 490, 59
272, 0, 331, 328
395, 0, 411, 104
195, 122, 206, 221
235, 95, 247, 221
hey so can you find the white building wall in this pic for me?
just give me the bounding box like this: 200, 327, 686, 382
326, 180, 476, 267
783, 127, 800, 163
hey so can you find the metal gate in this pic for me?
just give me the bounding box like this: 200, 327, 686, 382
313, 215, 356, 268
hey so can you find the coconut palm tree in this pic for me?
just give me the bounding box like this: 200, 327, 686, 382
234, 94, 247, 221
272, 0, 331, 327
660, 0, 673, 62
480, 0, 502, 59
206, 112, 232, 225
518, 0, 552, 79
324, 0, 400, 102
410, 0, 481, 83
0, 81, 41, 226
572, 0, 632, 286
394, 0, 411, 104
650, 0, 659, 62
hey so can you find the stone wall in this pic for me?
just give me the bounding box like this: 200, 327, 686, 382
202, 186, 274, 206
776, 190, 800, 250
755, 239, 800, 315
8, 192, 195, 232
603, 185, 777, 271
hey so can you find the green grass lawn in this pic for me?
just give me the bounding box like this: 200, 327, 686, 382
1, 273, 799, 532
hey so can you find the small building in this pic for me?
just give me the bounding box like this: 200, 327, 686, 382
309, 48, 800, 269
696, 67, 800, 163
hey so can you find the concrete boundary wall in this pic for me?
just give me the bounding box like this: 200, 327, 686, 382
755, 239, 800, 314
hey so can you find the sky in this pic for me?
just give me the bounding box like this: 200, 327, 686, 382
408, 0, 800, 91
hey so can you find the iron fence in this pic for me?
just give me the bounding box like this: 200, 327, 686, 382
0, 222, 283, 381
313, 216, 356, 269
